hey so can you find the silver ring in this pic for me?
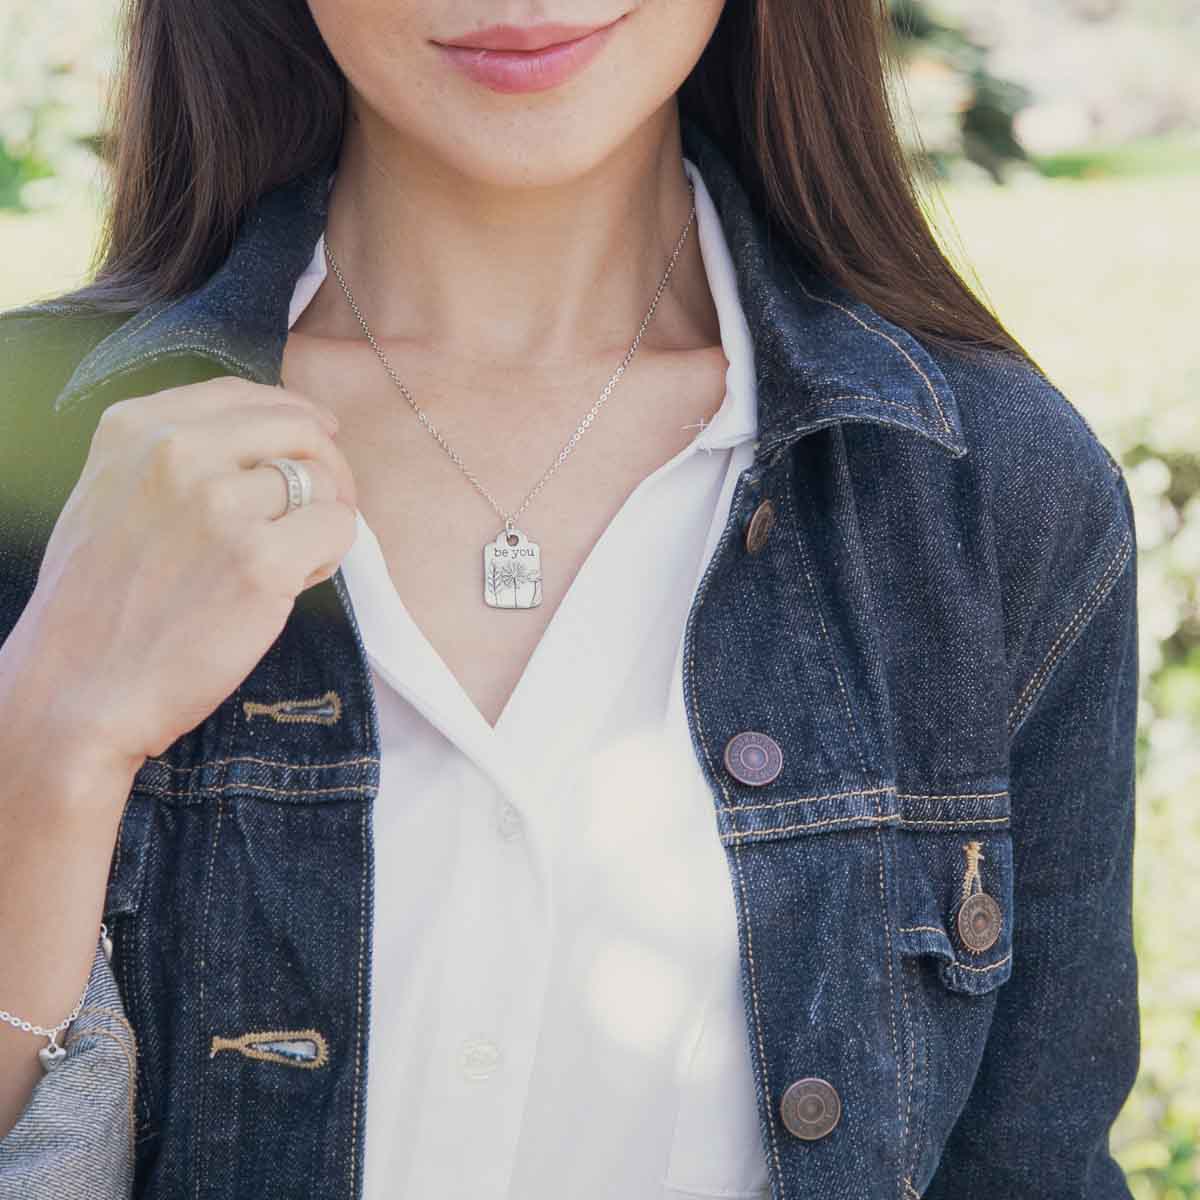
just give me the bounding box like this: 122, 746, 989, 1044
261, 457, 313, 518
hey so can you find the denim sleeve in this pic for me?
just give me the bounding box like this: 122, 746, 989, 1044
926, 470, 1140, 1196
0, 939, 136, 1199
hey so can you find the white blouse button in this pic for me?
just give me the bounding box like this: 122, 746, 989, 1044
459, 1036, 502, 1080
496, 802, 524, 840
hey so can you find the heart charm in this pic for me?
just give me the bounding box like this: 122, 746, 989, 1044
38, 1040, 67, 1072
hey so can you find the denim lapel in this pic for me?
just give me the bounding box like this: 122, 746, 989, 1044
677, 118, 967, 464
49, 118, 966, 462
49, 161, 332, 416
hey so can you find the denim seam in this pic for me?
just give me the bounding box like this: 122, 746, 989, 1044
1007, 530, 1132, 735
133, 781, 374, 800
788, 271, 953, 437
86, 324, 256, 366
116, 918, 154, 1136
76, 1005, 137, 1045
83, 304, 175, 367
897, 790, 1009, 802
792, 393, 921, 417
900, 817, 1009, 828
718, 786, 1007, 816
1, 300, 108, 318
952, 953, 1012, 974
143, 754, 379, 774
1009, 530, 1130, 724
111, 802, 125, 891
897, 937, 1012, 975
348, 801, 370, 1196
43, 299, 155, 398
873, 787, 904, 1200
64, 1023, 138, 1165
899, 961, 918, 1190
720, 813, 901, 842
790, 463, 869, 774
811, 393, 921, 416
64, 343, 262, 411
912, 956, 932, 1186
718, 785, 890, 814
193, 794, 226, 1200
684, 466, 786, 1195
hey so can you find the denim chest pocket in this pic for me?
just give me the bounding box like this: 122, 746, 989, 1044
893, 793, 1014, 993
99, 748, 376, 1191
891, 788, 1014, 1192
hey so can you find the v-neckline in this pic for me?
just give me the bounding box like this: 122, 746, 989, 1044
338, 414, 742, 800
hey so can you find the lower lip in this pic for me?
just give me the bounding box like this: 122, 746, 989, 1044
433, 19, 622, 94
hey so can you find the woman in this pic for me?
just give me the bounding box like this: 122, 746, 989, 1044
0, 1, 1140, 1198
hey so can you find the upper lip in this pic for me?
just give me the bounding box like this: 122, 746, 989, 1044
434, 18, 618, 52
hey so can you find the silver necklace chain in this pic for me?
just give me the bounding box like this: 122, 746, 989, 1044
323, 174, 696, 535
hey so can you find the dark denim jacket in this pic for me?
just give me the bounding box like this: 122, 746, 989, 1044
0, 115, 1139, 1200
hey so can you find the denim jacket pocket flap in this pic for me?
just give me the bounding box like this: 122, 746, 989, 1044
894, 788, 1013, 996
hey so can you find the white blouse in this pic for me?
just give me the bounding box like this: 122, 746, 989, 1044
286, 155, 770, 1200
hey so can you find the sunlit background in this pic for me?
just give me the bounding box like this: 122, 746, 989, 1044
2, 0, 1197, 1193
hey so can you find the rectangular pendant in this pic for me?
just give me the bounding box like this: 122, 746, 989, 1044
483, 526, 543, 608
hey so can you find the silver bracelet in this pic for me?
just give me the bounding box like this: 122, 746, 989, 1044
0, 922, 113, 1072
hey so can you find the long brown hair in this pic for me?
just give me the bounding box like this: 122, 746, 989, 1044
56, 0, 1035, 366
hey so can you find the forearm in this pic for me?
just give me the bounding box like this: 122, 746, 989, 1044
0, 623, 139, 1138
0, 940, 137, 1199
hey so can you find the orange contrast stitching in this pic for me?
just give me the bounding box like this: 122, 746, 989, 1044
348, 803, 370, 1194
209, 1027, 329, 1069
720, 814, 901, 843
64, 1024, 137, 1161
686, 472, 787, 1197
142, 754, 378, 775
242, 689, 342, 726
1007, 533, 1132, 732
789, 272, 953, 436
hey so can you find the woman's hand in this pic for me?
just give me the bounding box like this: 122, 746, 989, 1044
4, 376, 358, 777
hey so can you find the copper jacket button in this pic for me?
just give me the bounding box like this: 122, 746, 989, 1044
780, 1077, 841, 1140
723, 731, 783, 787
957, 892, 1003, 952
744, 498, 776, 555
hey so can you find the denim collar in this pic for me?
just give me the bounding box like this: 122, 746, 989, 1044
49, 115, 966, 462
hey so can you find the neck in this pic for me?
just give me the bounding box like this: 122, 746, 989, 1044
293, 100, 717, 367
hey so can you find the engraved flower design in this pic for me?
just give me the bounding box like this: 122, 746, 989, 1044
487, 554, 544, 609
498, 557, 542, 607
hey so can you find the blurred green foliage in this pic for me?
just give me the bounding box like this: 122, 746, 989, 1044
1035, 131, 1200, 178
889, 0, 1034, 180
0, 3, 116, 212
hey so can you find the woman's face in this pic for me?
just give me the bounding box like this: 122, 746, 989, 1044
305, 1, 726, 187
